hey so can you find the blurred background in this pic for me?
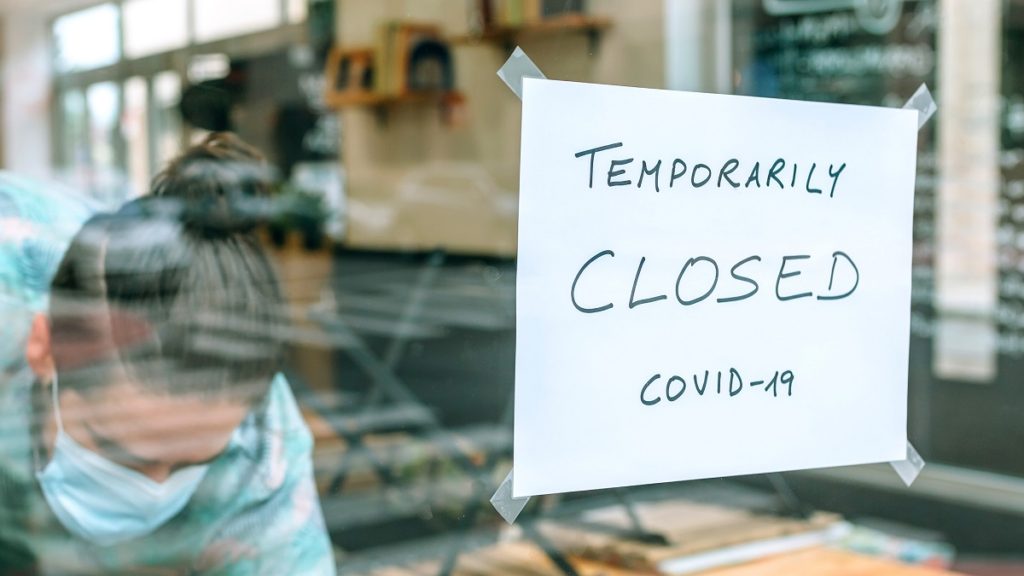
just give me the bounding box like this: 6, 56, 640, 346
0, 0, 1022, 573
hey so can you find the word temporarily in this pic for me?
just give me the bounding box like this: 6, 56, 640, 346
574, 142, 848, 197
571, 250, 859, 314
640, 369, 795, 406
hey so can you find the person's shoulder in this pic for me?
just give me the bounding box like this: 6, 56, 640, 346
263, 373, 313, 438
214, 373, 313, 498
0, 172, 100, 226
0, 175, 106, 374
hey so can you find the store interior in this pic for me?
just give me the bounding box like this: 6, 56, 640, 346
2, 0, 1024, 573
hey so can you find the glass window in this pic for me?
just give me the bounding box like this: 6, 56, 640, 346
187, 53, 231, 84
288, 0, 309, 23
18, 1, 1024, 574
152, 71, 184, 171
52, 3, 120, 72
58, 89, 89, 171
86, 82, 120, 173
123, 76, 150, 198
193, 0, 281, 43
123, 0, 189, 59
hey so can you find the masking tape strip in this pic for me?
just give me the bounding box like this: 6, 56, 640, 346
903, 83, 937, 130
492, 47, 544, 523
889, 84, 934, 487
497, 46, 547, 100
491, 469, 530, 524
890, 441, 926, 487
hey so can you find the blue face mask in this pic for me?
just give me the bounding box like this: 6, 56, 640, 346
36, 376, 210, 546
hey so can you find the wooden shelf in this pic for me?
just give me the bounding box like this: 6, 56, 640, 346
449, 13, 612, 45
325, 90, 464, 110
324, 12, 610, 111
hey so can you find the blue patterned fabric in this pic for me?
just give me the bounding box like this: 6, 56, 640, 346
0, 173, 98, 371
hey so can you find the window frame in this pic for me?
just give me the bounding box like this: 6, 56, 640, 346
49, 0, 306, 178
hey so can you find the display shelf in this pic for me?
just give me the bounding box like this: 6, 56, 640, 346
449, 13, 612, 46
324, 13, 608, 111
325, 89, 464, 110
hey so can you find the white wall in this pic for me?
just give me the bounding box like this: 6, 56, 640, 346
664, 0, 731, 94
336, 1, 679, 255
1, 0, 100, 177
2, 9, 51, 177
933, 0, 1001, 382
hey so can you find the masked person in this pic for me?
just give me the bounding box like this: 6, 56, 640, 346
9, 135, 335, 574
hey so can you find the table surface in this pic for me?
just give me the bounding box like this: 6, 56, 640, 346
690, 547, 961, 576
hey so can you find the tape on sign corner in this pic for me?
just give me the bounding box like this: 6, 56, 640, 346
497, 46, 547, 101
902, 83, 937, 130
491, 469, 531, 524
889, 441, 926, 487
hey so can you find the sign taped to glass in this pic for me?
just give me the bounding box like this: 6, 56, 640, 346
513, 78, 918, 498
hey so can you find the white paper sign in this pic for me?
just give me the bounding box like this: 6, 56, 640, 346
514, 79, 917, 498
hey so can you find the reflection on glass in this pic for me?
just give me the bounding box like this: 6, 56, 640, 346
153, 71, 184, 171
187, 53, 231, 84
193, 0, 281, 43
288, 0, 308, 23
86, 82, 120, 173
23, 1, 1024, 572
60, 90, 89, 172
123, 77, 149, 198
53, 3, 120, 73
123, 0, 189, 59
